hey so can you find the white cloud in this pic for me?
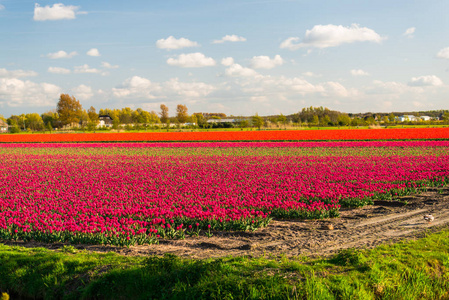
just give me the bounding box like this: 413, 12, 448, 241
280, 24, 385, 50
302, 71, 322, 77
164, 78, 215, 97
321, 81, 352, 97
48, 67, 71, 74
33, 3, 86, 21
0, 68, 38, 78
0, 4, 5, 10
156, 36, 199, 50
280, 37, 301, 51
230, 72, 358, 102
278, 77, 324, 94
403, 27, 415, 38
87, 48, 100, 57
367, 80, 407, 96
408, 75, 443, 87
112, 76, 162, 99
46, 50, 78, 59
413, 101, 424, 107
437, 47, 449, 59
221, 57, 235, 66
167, 53, 216, 68
74, 64, 101, 74
213, 35, 247, 44
0, 78, 61, 107
225, 64, 259, 77
72, 84, 94, 100
101, 62, 119, 69
250, 55, 284, 69
350, 69, 369, 76
112, 76, 214, 100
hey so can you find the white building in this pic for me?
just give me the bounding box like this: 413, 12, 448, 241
98, 115, 113, 128
206, 119, 236, 124
397, 115, 419, 122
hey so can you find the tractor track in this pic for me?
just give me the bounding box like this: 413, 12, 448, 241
4, 187, 449, 259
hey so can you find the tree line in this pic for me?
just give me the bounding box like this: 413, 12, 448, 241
0, 94, 237, 133
1, 95, 449, 133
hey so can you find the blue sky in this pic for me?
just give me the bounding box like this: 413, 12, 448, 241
0, 0, 448, 117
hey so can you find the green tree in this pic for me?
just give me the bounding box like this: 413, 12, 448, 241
56, 94, 83, 127
277, 114, 287, 129
41, 110, 59, 128
318, 115, 329, 126
189, 114, 198, 127
337, 114, 351, 126
193, 113, 206, 128
87, 106, 99, 124
269, 117, 278, 128
19, 114, 27, 130
239, 119, 249, 129
46, 121, 53, 133
350, 118, 359, 127
26, 113, 44, 131
366, 116, 376, 125
112, 118, 121, 131
388, 113, 396, 123
251, 114, 264, 130
79, 110, 89, 130
119, 107, 133, 124
8, 119, 20, 133
147, 111, 161, 125
87, 122, 97, 132
442, 112, 449, 122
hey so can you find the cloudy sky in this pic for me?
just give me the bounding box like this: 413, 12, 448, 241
0, 0, 448, 117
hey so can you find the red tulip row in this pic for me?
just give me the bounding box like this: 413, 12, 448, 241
0, 142, 448, 246
1, 127, 449, 143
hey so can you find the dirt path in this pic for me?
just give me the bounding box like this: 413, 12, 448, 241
4, 187, 449, 259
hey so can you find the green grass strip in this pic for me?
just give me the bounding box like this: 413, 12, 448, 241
1, 228, 449, 299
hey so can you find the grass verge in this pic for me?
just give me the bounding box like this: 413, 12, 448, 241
1, 228, 449, 299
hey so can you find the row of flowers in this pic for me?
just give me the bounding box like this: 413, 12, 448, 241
0, 128, 449, 143
1, 141, 449, 158
0, 142, 448, 246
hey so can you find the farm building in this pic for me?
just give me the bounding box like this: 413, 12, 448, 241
98, 115, 113, 128
397, 115, 419, 122
206, 119, 236, 124
0, 119, 9, 133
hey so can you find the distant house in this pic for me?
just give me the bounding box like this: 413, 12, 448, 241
0, 119, 9, 133
206, 118, 236, 124
98, 115, 113, 128
397, 115, 419, 122
420, 116, 432, 121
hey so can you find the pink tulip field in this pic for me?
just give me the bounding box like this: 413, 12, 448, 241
0, 141, 448, 246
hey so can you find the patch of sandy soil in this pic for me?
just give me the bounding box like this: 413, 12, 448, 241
4, 187, 449, 259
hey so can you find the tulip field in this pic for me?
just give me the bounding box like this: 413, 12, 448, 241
1, 127, 449, 143
1, 140, 449, 247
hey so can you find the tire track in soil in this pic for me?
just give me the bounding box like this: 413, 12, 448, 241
4, 187, 449, 259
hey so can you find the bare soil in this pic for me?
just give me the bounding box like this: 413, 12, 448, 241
4, 187, 449, 259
